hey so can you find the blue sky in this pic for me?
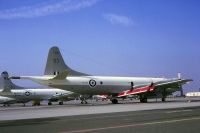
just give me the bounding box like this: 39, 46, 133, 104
0, 0, 199, 92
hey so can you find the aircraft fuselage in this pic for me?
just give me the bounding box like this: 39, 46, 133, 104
0, 88, 70, 103
25, 76, 167, 95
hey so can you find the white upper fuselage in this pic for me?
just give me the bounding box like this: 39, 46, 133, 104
21, 75, 168, 95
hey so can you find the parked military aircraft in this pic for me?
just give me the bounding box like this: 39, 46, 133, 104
0, 71, 73, 106
11, 46, 192, 104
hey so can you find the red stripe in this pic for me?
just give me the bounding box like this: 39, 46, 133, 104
118, 86, 155, 97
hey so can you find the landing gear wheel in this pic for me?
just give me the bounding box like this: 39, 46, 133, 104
140, 98, 147, 103
48, 102, 52, 105
32, 101, 41, 106
111, 99, 118, 104
59, 101, 63, 105
81, 101, 88, 104
3, 104, 10, 107
3, 104, 9, 107
162, 97, 166, 102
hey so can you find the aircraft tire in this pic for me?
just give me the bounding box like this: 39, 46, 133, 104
33, 101, 40, 106
59, 101, 63, 105
162, 97, 166, 102
111, 99, 118, 104
140, 98, 147, 103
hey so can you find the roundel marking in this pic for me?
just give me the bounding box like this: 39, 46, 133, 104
25, 91, 31, 96
89, 79, 97, 87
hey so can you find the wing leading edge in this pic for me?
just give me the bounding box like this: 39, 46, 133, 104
117, 79, 193, 98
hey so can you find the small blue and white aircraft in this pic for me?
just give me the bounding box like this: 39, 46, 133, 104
0, 71, 74, 106
11, 46, 192, 104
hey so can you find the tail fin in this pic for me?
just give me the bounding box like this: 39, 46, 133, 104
44, 46, 88, 76
0, 71, 24, 93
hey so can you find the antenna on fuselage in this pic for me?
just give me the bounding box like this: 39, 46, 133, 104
178, 72, 184, 97
178, 72, 181, 79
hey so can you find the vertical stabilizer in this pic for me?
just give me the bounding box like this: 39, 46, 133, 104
44, 46, 88, 76
0, 71, 23, 93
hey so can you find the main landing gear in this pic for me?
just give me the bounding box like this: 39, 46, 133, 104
111, 99, 118, 104
140, 97, 148, 103
59, 101, 64, 105
22, 103, 26, 107
80, 95, 89, 104
139, 94, 148, 103
48, 101, 52, 105
81, 99, 88, 104
161, 97, 166, 102
3, 104, 10, 107
162, 89, 166, 102
32, 100, 41, 106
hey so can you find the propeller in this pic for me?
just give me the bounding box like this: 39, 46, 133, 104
150, 82, 154, 87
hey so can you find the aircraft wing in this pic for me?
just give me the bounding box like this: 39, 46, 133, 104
154, 79, 192, 89
117, 79, 192, 98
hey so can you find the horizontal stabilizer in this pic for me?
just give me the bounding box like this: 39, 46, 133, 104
10, 76, 21, 79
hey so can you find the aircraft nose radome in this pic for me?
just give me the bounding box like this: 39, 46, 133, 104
1, 71, 9, 77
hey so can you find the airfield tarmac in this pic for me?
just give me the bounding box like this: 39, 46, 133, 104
0, 98, 200, 133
